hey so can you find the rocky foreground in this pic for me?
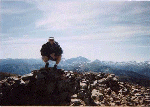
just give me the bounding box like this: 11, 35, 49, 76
0, 68, 150, 106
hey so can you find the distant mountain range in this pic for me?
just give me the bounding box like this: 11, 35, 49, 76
0, 56, 150, 86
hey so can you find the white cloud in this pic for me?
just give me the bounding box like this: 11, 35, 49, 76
34, 1, 100, 30
33, 1, 128, 30
104, 25, 150, 37
56, 25, 150, 43
31, 1, 150, 37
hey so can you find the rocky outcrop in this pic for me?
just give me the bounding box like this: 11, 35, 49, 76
0, 68, 150, 106
0, 72, 18, 81
0, 68, 79, 105
70, 72, 150, 106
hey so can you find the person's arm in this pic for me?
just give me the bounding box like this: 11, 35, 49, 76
53, 42, 63, 56
55, 46, 63, 56
40, 44, 48, 56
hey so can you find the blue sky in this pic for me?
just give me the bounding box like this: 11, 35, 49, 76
1, 0, 150, 62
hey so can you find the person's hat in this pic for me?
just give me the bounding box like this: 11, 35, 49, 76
49, 37, 54, 40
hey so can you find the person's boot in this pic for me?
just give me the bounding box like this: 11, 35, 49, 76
45, 62, 49, 68
53, 64, 57, 71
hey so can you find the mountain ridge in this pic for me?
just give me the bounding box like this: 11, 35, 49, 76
0, 56, 150, 87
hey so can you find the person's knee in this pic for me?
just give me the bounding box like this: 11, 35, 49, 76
56, 55, 61, 59
58, 55, 62, 58
42, 56, 49, 62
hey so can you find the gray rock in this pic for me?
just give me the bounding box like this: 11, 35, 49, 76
98, 78, 107, 84
112, 77, 118, 81
115, 100, 121, 106
132, 89, 139, 93
119, 88, 128, 95
95, 101, 101, 106
80, 82, 87, 89
21, 73, 33, 81
91, 89, 104, 101
71, 99, 81, 106
71, 94, 78, 99
95, 74, 103, 80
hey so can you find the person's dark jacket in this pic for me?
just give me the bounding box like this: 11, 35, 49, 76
40, 41, 63, 57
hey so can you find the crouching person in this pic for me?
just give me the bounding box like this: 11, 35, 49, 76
40, 37, 63, 70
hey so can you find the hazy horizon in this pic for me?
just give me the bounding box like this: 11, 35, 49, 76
1, 1, 150, 62
1, 56, 150, 63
